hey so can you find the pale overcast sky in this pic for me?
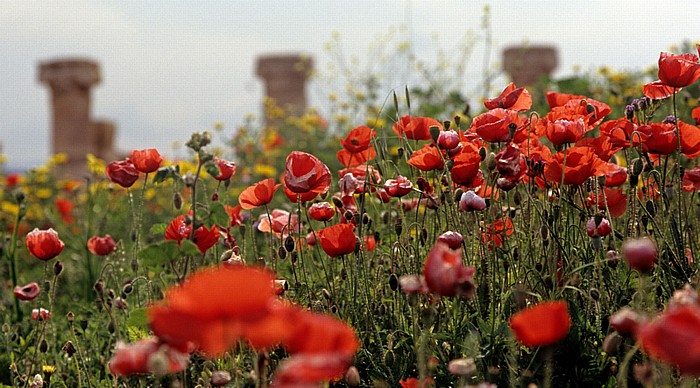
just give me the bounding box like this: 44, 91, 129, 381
0, 1, 697, 171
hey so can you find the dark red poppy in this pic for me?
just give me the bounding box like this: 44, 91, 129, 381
106, 159, 140, 188
271, 354, 354, 386
308, 202, 336, 222
238, 178, 280, 210
637, 304, 700, 375
657, 52, 700, 88
212, 158, 236, 181
384, 176, 413, 197
87, 235, 117, 256
317, 223, 356, 257
340, 125, 376, 153
26, 228, 64, 261
484, 82, 532, 112
437, 231, 464, 250
5, 173, 20, 188
130, 148, 163, 173
586, 216, 611, 237
13, 282, 41, 301
622, 237, 657, 273
496, 143, 528, 182
32, 308, 51, 321
609, 306, 646, 336
148, 265, 279, 355
642, 80, 677, 100
459, 190, 487, 212
437, 130, 460, 150
683, 167, 700, 192
544, 146, 607, 186
392, 115, 442, 140
545, 118, 586, 146
399, 378, 435, 388
509, 301, 571, 348
165, 215, 190, 244
55, 197, 74, 224
540, 94, 611, 130
471, 108, 528, 143
407, 144, 444, 171
423, 242, 475, 299
108, 338, 189, 377
283, 151, 331, 197
603, 163, 627, 187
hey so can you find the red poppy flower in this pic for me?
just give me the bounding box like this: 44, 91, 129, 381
437, 130, 460, 150
193, 224, 219, 254
471, 108, 528, 143
540, 94, 611, 131
683, 167, 700, 192
238, 178, 280, 210
384, 176, 413, 197
586, 216, 612, 237
587, 187, 627, 218
105, 159, 140, 188
283, 309, 360, 356
363, 234, 376, 251
5, 173, 20, 188
407, 144, 444, 171
450, 146, 482, 184
423, 242, 476, 298
282, 185, 319, 203
283, 151, 331, 197
130, 148, 163, 173
637, 304, 700, 376
55, 197, 74, 224
338, 165, 382, 193
212, 158, 236, 181
481, 217, 514, 248
575, 135, 622, 162
693, 107, 700, 126
317, 223, 356, 257
509, 300, 571, 348
657, 51, 700, 88
336, 147, 377, 167
225, 205, 244, 227
32, 308, 51, 321
496, 143, 527, 182
340, 125, 376, 153
148, 265, 279, 355
108, 338, 189, 377
399, 378, 435, 388
484, 82, 532, 112
545, 118, 586, 146
392, 115, 442, 140
26, 228, 65, 261
271, 354, 355, 386
165, 214, 190, 244
308, 202, 336, 222
680, 120, 700, 158
642, 80, 678, 100
603, 163, 627, 187
544, 146, 607, 186
459, 190, 487, 212
437, 231, 464, 250
13, 282, 41, 301
87, 235, 117, 256
599, 118, 637, 149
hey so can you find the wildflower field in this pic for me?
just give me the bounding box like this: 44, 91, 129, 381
2, 47, 700, 388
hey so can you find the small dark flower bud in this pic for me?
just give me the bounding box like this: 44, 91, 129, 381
479, 146, 487, 161
173, 192, 183, 210
93, 279, 104, 296
429, 125, 441, 143
290, 251, 298, 264
397, 147, 404, 158
389, 273, 398, 291
589, 288, 601, 301
394, 220, 402, 236
443, 120, 451, 130
122, 283, 133, 296
332, 196, 343, 209
345, 366, 361, 387
284, 236, 295, 252
39, 339, 49, 353
454, 115, 461, 126
53, 261, 63, 276
322, 288, 332, 301
15, 191, 26, 204
62, 341, 77, 357
211, 192, 219, 202
108, 322, 115, 334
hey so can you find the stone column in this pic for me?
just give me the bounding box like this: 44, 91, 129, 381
256, 54, 313, 121
90, 119, 116, 162
39, 59, 100, 176
503, 46, 558, 86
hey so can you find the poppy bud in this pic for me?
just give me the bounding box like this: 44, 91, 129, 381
94, 279, 104, 296
284, 236, 296, 252
602, 332, 623, 354
211, 192, 219, 202
454, 114, 462, 126
429, 125, 441, 143
389, 273, 399, 291
173, 192, 183, 209
39, 339, 49, 353
631, 158, 643, 177
345, 366, 361, 387
122, 283, 133, 296
609, 306, 645, 335
62, 341, 77, 357
478, 146, 487, 161
211, 371, 232, 387
486, 152, 497, 171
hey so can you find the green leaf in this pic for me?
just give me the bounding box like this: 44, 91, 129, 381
149, 223, 168, 236
209, 201, 229, 228
137, 240, 180, 267
152, 165, 180, 184
126, 308, 149, 330
180, 239, 201, 256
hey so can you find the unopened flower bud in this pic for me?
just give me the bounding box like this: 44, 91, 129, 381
173, 192, 183, 209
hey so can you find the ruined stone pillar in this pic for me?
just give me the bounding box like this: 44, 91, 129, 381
39, 59, 100, 176
90, 119, 116, 162
256, 54, 313, 121
503, 46, 558, 86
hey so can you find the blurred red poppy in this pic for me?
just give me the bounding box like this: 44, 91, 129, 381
392, 115, 442, 140
26, 228, 64, 261
399, 377, 435, 388
423, 242, 475, 298
642, 80, 677, 100
108, 338, 189, 377
637, 304, 700, 375
317, 223, 356, 257
484, 82, 532, 111
308, 202, 335, 222
407, 144, 445, 171
148, 265, 279, 355
450, 146, 482, 184
340, 125, 375, 153
283, 151, 331, 197
271, 354, 354, 387
55, 197, 74, 224
481, 217, 514, 248
437, 231, 464, 250
5, 173, 20, 188
87, 235, 117, 256
32, 308, 51, 321
212, 158, 236, 181
384, 176, 413, 197
130, 148, 163, 173
544, 146, 607, 186
471, 108, 528, 143
509, 300, 571, 348
622, 237, 657, 273
13, 282, 41, 301
363, 234, 376, 251
238, 178, 280, 210
683, 167, 700, 192
693, 107, 700, 126
106, 159, 140, 188
657, 52, 700, 88
257, 209, 299, 238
